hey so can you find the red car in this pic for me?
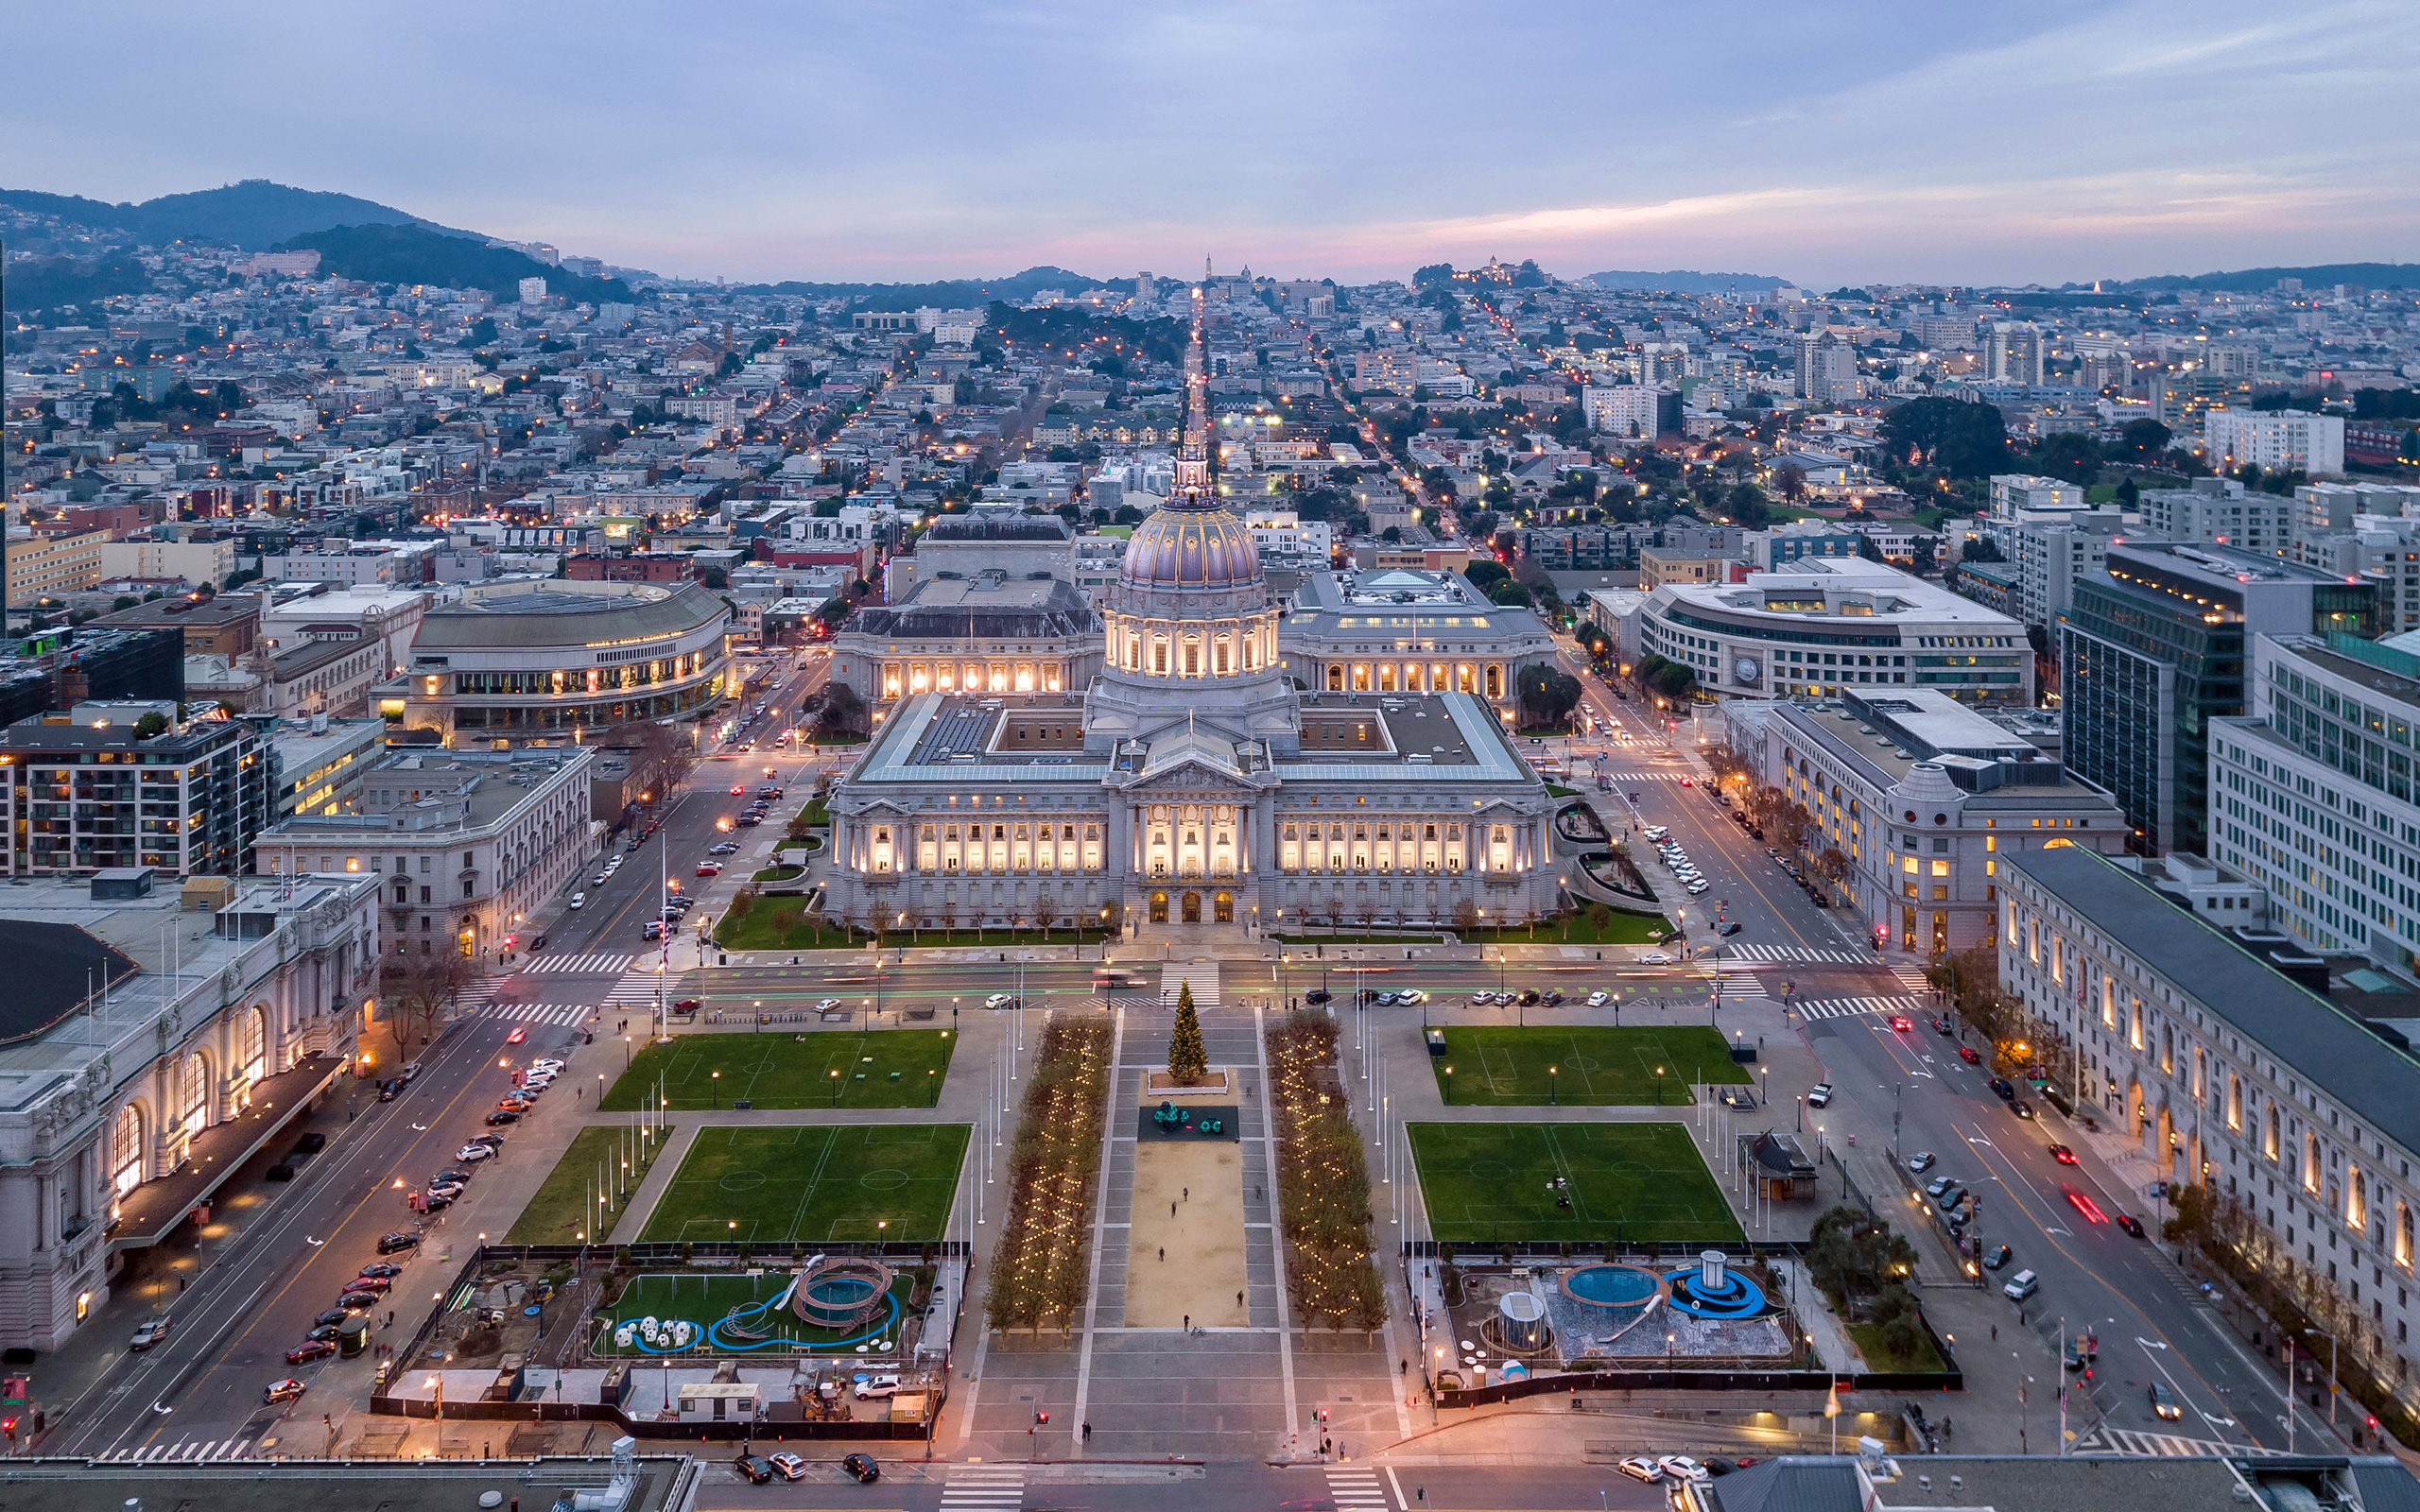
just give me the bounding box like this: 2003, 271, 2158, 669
506, 1026, 527, 1045
1679, 776, 1694, 786
2049, 1144, 2079, 1164
1958, 1045, 1981, 1064
1889, 1014, 1913, 1032
729, 784, 747, 796
285, 1338, 337, 1365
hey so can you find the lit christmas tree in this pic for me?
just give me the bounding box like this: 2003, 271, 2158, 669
1168, 980, 1207, 1085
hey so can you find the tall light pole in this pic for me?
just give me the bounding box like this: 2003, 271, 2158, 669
2306, 1326, 2340, 1434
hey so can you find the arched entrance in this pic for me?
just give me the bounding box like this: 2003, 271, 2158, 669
1149, 890, 1169, 923
1213, 890, 1234, 924
1182, 890, 1201, 923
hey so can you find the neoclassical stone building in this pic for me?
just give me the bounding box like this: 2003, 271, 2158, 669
820, 301, 1557, 937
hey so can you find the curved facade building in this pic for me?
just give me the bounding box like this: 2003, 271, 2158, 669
379, 579, 732, 744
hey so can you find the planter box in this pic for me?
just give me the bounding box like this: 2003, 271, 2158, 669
1146, 1069, 1232, 1096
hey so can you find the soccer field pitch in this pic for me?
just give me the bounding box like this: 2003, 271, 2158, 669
636, 1124, 969, 1245
600, 1029, 956, 1111
1409, 1120, 1742, 1245
1426, 1025, 1751, 1106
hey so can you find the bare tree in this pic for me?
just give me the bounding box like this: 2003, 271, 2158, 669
1030, 896, 1059, 942
381, 946, 472, 1061
1452, 897, 1482, 937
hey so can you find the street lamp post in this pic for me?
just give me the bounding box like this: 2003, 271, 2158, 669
830, 1068, 841, 1108
1548, 1064, 1558, 1106
2306, 1326, 2341, 1434
711, 1070, 719, 1109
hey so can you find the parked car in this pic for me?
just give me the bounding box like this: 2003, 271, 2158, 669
732, 1453, 775, 1485
1906, 1151, 1936, 1174
1983, 1245, 2014, 1271
855, 1373, 901, 1399
1806, 1083, 1833, 1108
293, 1131, 326, 1155
1658, 1456, 1711, 1483
840, 1452, 880, 1484
768, 1452, 809, 1481
265, 1160, 296, 1182
1586, 989, 1609, 1007
1988, 1077, 2016, 1100
1925, 1175, 1959, 1200
359, 1263, 404, 1280
346, 1273, 394, 1293
376, 1231, 421, 1255
1932, 1017, 1953, 1035
1638, 951, 1674, 965
2002, 1268, 2040, 1302
2012, 1100, 2034, 1120
485, 1109, 521, 1126
814, 998, 841, 1011
286, 1338, 337, 1365
1616, 1455, 1664, 1484
264, 1377, 307, 1405
1958, 1045, 1982, 1064
458, 1143, 497, 1162
130, 1316, 172, 1351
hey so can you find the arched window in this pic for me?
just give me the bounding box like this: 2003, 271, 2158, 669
2348, 1165, 2367, 1230
179, 1052, 210, 1132
111, 1103, 146, 1194
2397, 1202, 2413, 1270
242, 1006, 268, 1085
2305, 1132, 2324, 1194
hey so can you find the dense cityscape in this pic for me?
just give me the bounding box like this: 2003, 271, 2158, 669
7, 11, 2420, 1511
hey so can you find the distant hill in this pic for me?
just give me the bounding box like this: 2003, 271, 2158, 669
1579, 268, 1791, 294
3, 250, 152, 313
281, 223, 631, 303
744, 266, 1114, 310
2115, 262, 2420, 293
0, 179, 468, 250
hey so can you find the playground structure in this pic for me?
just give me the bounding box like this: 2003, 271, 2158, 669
605, 1256, 903, 1356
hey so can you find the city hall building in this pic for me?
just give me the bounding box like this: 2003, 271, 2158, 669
821, 305, 1558, 937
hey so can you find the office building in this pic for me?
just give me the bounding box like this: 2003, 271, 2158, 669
1988, 473, 2084, 518
831, 570, 1103, 706
2001, 509, 2126, 628
2292, 518, 2420, 634
6, 528, 108, 605
1752, 688, 2122, 955
0, 710, 272, 877
94, 537, 235, 590
887, 509, 1076, 599
0, 869, 379, 1349
2136, 477, 2296, 557
2296, 482, 2420, 537
254, 745, 595, 963
1638, 558, 2032, 703
2059, 541, 2377, 856
1750, 521, 1862, 569
1999, 845, 2420, 1403
266, 713, 386, 821
92, 593, 262, 659
2211, 633, 2420, 968
377, 578, 733, 745
2206, 408, 2346, 477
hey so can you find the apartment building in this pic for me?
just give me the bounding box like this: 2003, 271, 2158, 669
2135, 477, 2295, 557
1582, 385, 1663, 440
94, 538, 234, 590
0, 711, 272, 877
6, 528, 108, 605
2207, 409, 2347, 477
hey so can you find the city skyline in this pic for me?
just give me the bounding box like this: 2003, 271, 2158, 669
9, 0, 2416, 287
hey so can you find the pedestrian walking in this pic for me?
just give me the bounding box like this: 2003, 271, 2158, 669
1183, 1187, 1189, 1202
1158, 1246, 1165, 1262
1082, 1421, 1092, 1443
1991, 1323, 1997, 1341
1238, 1290, 1245, 1309
1171, 1200, 1178, 1218
1184, 1314, 1189, 1331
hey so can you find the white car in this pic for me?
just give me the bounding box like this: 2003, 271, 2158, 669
814, 998, 841, 1011
1637, 950, 1674, 965
1643, 826, 1668, 840
457, 1143, 496, 1162
1658, 1455, 1711, 1483
1616, 1455, 1663, 1484
1398, 989, 1427, 1005
984, 993, 1016, 1009
528, 1058, 566, 1074
1685, 881, 1710, 894
1586, 990, 1609, 1007
569, 892, 586, 911
854, 1372, 901, 1400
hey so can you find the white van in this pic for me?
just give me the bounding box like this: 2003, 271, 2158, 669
2002, 1268, 2039, 1302
569, 893, 586, 911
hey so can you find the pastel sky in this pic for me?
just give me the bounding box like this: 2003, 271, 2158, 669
9, 0, 2416, 287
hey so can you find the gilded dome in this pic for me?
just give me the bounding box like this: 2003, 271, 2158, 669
1117, 499, 1264, 591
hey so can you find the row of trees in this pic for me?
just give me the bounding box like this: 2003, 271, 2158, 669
1266, 1010, 1389, 1332
987, 1018, 1115, 1331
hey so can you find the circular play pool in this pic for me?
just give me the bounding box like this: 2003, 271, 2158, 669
1560, 1263, 1662, 1321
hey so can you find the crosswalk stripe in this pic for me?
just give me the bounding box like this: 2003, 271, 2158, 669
523, 953, 637, 974
2073, 1425, 2275, 1457
1721, 942, 1876, 964
1792, 994, 1926, 1022
477, 1004, 591, 1025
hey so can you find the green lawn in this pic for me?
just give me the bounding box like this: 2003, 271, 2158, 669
1461, 909, 1673, 945
504, 1124, 667, 1245
1849, 1320, 1946, 1374
1428, 1026, 1750, 1106
637, 1124, 969, 1245
595, 1270, 918, 1353
600, 1029, 956, 1111
712, 908, 864, 952
1409, 1120, 1741, 1245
